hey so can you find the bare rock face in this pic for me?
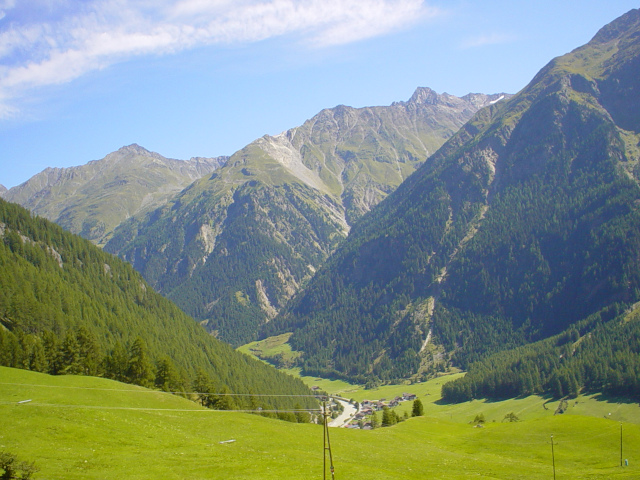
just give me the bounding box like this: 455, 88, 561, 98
0, 185, 7, 198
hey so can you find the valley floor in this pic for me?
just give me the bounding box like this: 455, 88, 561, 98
2, 366, 640, 479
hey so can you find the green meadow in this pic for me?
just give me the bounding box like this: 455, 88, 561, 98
2, 366, 640, 479
240, 334, 640, 425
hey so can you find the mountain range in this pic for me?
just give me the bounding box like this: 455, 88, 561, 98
263, 8, 640, 385
1, 145, 226, 247
4, 8, 640, 403
101, 88, 505, 345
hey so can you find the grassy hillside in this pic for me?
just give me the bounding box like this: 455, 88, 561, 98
2, 367, 640, 479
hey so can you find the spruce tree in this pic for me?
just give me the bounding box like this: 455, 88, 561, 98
127, 337, 155, 387
371, 411, 379, 429
104, 341, 129, 382
60, 331, 82, 375
76, 326, 102, 376
155, 356, 183, 392
381, 407, 395, 427
411, 398, 424, 417
192, 368, 215, 407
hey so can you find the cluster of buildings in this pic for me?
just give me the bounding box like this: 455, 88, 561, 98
346, 393, 417, 429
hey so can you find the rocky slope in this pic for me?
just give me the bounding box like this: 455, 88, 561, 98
105, 89, 506, 345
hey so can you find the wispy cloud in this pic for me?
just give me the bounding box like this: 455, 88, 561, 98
459, 32, 517, 49
0, 0, 441, 118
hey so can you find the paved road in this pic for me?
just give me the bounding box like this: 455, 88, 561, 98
328, 398, 358, 428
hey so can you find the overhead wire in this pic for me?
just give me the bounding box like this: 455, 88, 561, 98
0, 381, 337, 414
0, 400, 321, 413
0, 381, 325, 397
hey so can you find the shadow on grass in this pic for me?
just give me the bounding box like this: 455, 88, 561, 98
590, 392, 640, 406
434, 392, 557, 407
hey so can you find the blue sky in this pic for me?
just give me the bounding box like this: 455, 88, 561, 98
1, 0, 638, 189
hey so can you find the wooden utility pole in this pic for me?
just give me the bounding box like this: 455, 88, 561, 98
550, 435, 556, 480
323, 399, 335, 480
620, 423, 623, 467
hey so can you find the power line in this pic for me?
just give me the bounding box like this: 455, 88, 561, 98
0, 400, 322, 413
0, 382, 323, 398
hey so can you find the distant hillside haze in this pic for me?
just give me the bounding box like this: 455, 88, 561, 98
103, 88, 506, 346
264, 9, 640, 384
3, 144, 227, 247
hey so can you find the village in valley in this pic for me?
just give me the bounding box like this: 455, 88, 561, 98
312, 386, 420, 430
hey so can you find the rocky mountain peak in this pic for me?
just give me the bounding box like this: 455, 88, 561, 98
108, 144, 169, 163
0, 184, 7, 198
117, 143, 152, 156
407, 87, 441, 105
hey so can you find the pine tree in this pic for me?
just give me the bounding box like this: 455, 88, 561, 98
155, 356, 183, 392
127, 337, 155, 387
411, 398, 424, 417
60, 331, 82, 375
104, 341, 129, 382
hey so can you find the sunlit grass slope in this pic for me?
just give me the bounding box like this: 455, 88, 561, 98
2, 366, 640, 479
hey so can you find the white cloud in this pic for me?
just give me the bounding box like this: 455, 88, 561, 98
0, 0, 441, 119
459, 32, 517, 49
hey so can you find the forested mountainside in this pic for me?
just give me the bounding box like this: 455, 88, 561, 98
105, 89, 505, 346
0, 199, 315, 412
3, 144, 226, 247
265, 9, 640, 392
441, 302, 640, 402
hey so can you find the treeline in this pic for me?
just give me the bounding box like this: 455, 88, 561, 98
441, 304, 640, 402
1, 327, 182, 391
0, 327, 315, 421
0, 198, 316, 414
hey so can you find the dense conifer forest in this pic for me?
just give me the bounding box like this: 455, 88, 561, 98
440, 303, 640, 402
0, 199, 316, 415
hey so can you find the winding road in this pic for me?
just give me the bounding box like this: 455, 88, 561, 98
328, 398, 358, 428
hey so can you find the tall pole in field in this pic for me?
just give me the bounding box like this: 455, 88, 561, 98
323, 400, 326, 480
323, 399, 335, 480
620, 423, 623, 467
550, 435, 556, 480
